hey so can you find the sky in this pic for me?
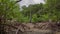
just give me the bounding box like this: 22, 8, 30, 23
33, 0, 45, 4
19, 0, 45, 7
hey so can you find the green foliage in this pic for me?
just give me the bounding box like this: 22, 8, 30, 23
20, 0, 60, 23
1, 0, 60, 23
46, 0, 60, 21
32, 14, 38, 23
0, 0, 21, 23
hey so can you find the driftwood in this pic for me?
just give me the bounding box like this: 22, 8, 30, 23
0, 24, 23, 34
0, 21, 60, 34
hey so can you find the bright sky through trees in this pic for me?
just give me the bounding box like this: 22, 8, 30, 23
33, 0, 45, 4
19, 0, 45, 7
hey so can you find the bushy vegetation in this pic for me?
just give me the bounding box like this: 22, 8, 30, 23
0, 0, 21, 23
0, 0, 60, 23
20, 0, 60, 23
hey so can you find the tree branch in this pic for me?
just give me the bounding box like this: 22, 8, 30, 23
16, 0, 22, 3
